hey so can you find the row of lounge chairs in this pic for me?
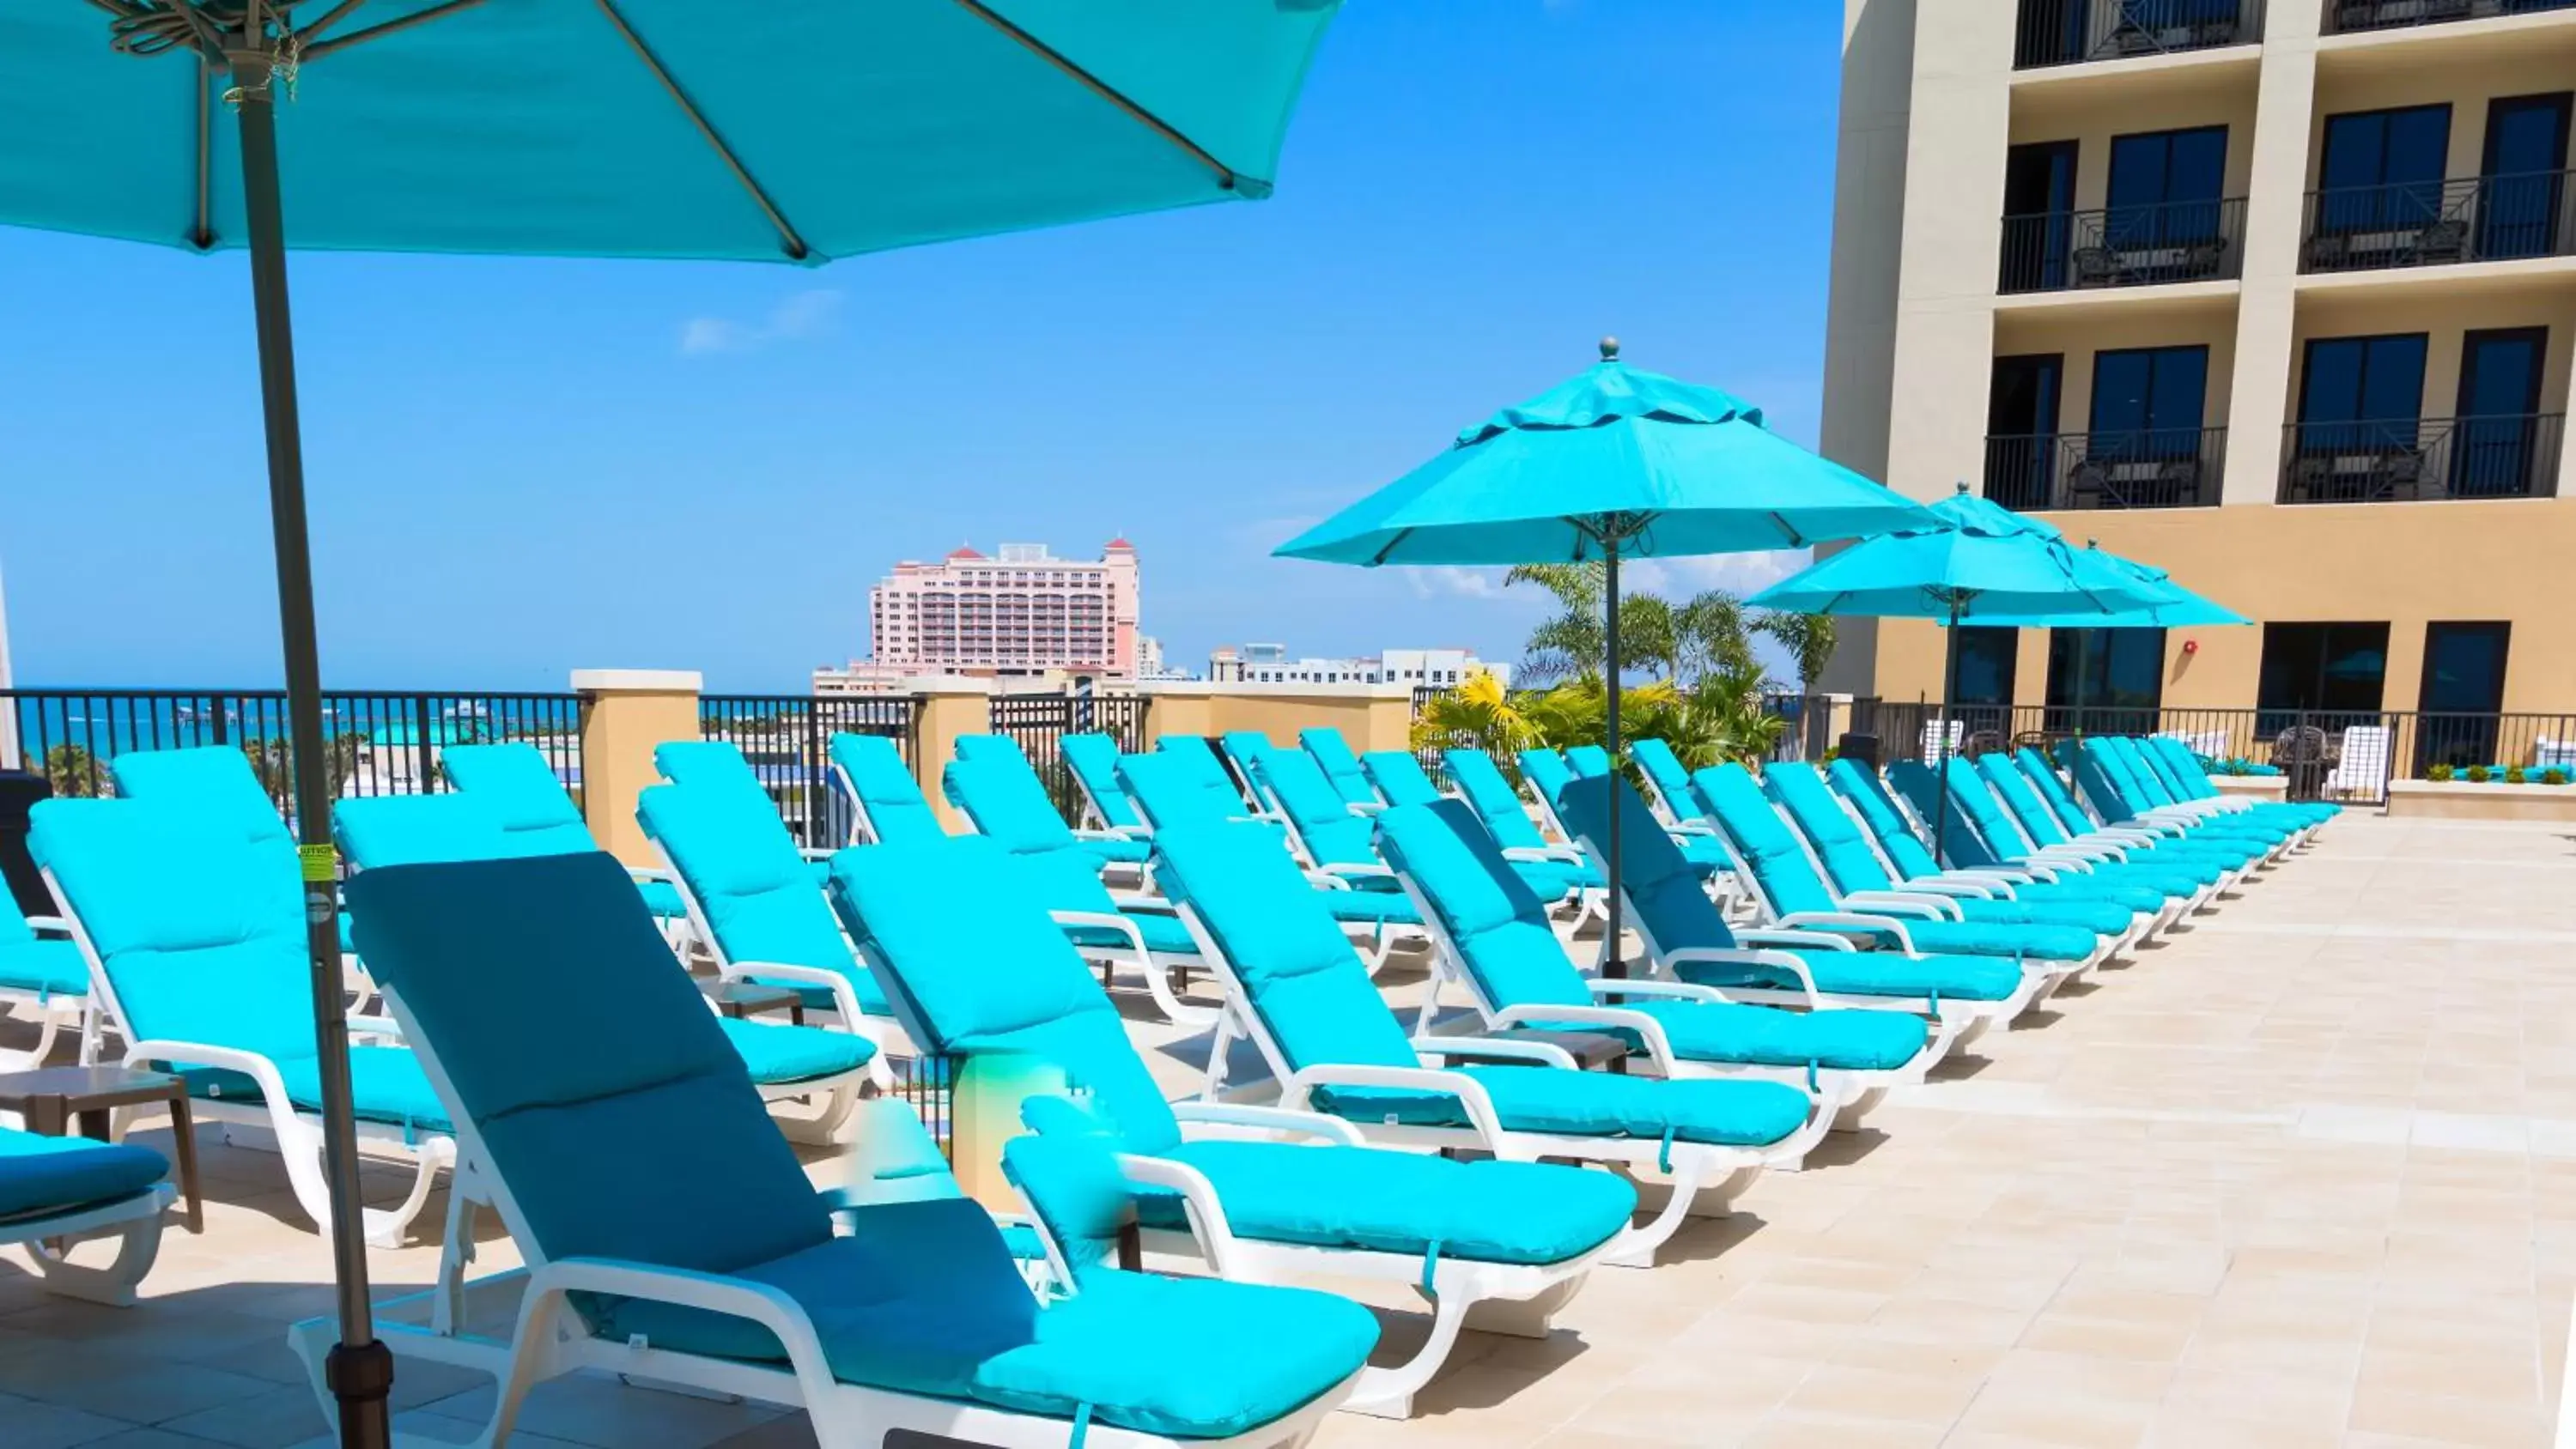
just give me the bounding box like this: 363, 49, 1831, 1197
0, 722, 2326, 1445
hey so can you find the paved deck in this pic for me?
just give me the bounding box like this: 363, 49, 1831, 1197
3, 811, 2572, 1447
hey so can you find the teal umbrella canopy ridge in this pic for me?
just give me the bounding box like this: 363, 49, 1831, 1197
1997, 543, 2252, 630
1273, 341, 1936, 567
1747, 485, 2168, 621
0, 0, 1339, 260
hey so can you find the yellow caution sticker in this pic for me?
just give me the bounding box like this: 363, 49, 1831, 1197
298, 844, 338, 882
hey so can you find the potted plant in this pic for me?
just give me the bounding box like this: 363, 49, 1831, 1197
2427, 763, 2456, 783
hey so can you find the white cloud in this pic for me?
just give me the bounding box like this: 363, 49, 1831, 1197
678, 288, 845, 356
1625, 549, 1809, 599
1400, 566, 1519, 601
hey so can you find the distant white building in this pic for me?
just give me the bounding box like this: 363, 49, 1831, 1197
1133, 634, 1196, 682
1206, 644, 1507, 688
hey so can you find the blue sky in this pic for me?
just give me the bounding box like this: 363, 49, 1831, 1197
1, 3, 1844, 692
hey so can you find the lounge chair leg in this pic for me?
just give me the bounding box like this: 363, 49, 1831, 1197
353, 1138, 453, 1249
1461, 1271, 1583, 1338
775, 1082, 857, 1146
1832, 1084, 1889, 1131
1601, 1150, 1726, 1267
21, 1203, 167, 1307
0, 1003, 64, 1072
1346, 1273, 1480, 1418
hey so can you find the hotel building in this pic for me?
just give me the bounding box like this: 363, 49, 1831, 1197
860, 539, 1141, 680
1821, 0, 2576, 763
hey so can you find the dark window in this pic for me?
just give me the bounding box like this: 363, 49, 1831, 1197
2089, 345, 2208, 458
1948, 626, 2022, 743
2045, 627, 2166, 733
1985, 355, 2063, 508
2415, 622, 2512, 773
2478, 94, 2571, 260
2107, 126, 2228, 249
2454, 327, 2549, 497
2257, 622, 2391, 730
2318, 105, 2451, 236
2295, 333, 2427, 453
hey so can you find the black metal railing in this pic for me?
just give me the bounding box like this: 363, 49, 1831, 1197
987, 692, 1150, 820
2014, 0, 2264, 66
698, 694, 920, 850
2, 688, 585, 820
2300, 171, 2576, 273
1985, 427, 2229, 510
2002, 197, 2249, 293
2324, 0, 2576, 33
2277, 414, 2563, 502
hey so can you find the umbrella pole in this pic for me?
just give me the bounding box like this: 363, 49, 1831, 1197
1603, 535, 1625, 979
1934, 597, 1963, 866
232, 52, 396, 1449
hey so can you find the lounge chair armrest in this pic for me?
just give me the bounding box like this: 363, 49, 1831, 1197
1279, 1063, 1511, 1155
1778, 911, 1917, 953
1656, 947, 1822, 1009
1585, 977, 1727, 1003
1071, 828, 1131, 845
1896, 877, 2006, 900
1839, 891, 1962, 921
532, 1258, 834, 1380
1419, 1035, 1580, 1069
1346, 801, 1387, 816
1732, 928, 1856, 954
1315, 863, 1395, 883
1171, 1101, 1366, 1145
1668, 821, 1716, 836
624, 864, 676, 885
1946, 866, 2040, 884
1485, 1003, 1669, 1073
795, 846, 836, 864
1303, 870, 1352, 892
1051, 909, 1145, 949
1114, 1154, 1242, 1276
22, 914, 70, 936
347, 1015, 405, 1044
1502, 845, 1587, 865
120, 1040, 295, 1110
723, 961, 871, 1027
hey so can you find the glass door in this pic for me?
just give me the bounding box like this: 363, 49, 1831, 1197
2415, 622, 2511, 774
2317, 105, 2452, 256
2045, 628, 2166, 737
2292, 334, 2428, 498
1986, 355, 2063, 508
2002, 141, 2079, 290
2478, 94, 2570, 261
2453, 328, 2547, 497
2105, 126, 2227, 265
2087, 345, 2208, 503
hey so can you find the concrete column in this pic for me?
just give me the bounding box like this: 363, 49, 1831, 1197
572, 669, 702, 866
1362, 688, 1419, 755
907, 678, 991, 833
2222, 16, 2320, 504
1140, 686, 1215, 744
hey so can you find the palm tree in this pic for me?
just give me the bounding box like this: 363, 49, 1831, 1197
1754, 610, 1840, 693
1504, 563, 1604, 686
1674, 589, 1756, 685
42, 743, 109, 797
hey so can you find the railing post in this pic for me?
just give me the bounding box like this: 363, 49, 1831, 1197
570, 670, 702, 866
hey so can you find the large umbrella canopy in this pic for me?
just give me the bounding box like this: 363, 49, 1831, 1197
1747, 486, 2161, 621
1274, 343, 1937, 566
3, 4, 1342, 1440
1276, 343, 1936, 979
1987, 543, 2251, 629
3, 2, 1335, 258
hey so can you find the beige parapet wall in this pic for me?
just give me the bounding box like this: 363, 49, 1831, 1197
1139, 682, 1419, 757
2386, 780, 2576, 822
572, 669, 705, 867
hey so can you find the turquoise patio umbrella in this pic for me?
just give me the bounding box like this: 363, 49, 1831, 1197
1993, 541, 2251, 629
1, 4, 1341, 1439
1749, 484, 2166, 856
1275, 340, 1937, 973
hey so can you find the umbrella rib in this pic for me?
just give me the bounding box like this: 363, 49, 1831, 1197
1767, 512, 1809, 549
189, 61, 211, 249
592, 0, 811, 261
300, 0, 490, 61
290, 0, 374, 48
945, 0, 1244, 191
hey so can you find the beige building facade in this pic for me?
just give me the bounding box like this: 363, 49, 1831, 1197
1822, 0, 2576, 754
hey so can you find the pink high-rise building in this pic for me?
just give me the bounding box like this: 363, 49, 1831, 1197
865, 540, 1140, 678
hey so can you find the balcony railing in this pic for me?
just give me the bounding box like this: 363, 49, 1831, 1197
1984, 427, 2230, 510
2300, 171, 2576, 272
2000, 197, 2248, 293
2324, 0, 2576, 33
2014, 0, 2264, 66
2277, 414, 2564, 502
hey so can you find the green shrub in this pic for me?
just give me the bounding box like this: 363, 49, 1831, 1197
2506, 767, 2528, 785
2466, 764, 2492, 783
2428, 763, 2456, 782
2541, 767, 2571, 786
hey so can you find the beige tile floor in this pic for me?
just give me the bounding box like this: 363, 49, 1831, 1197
4, 810, 2573, 1447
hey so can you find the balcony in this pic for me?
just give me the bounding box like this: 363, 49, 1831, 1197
2277, 413, 2564, 500
2014, 0, 2265, 67
2300, 172, 2576, 273
2324, 0, 2576, 33
2001, 198, 2249, 294
1984, 427, 2230, 509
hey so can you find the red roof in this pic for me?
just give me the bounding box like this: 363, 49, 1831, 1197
1105, 537, 1134, 550
945, 545, 984, 561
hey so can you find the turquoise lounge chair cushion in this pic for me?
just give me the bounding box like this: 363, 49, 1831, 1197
440, 744, 601, 857
0, 937, 88, 998
714, 1016, 878, 1086
1299, 728, 1380, 809
1118, 749, 1250, 831
1621, 999, 1927, 1071
830, 838, 1188, 1155
1254, 750, 1386, 877
942, 750, 1089, 858
1629, 738, 1696, 815
1376, 801, 1588, 1008
1358, 751, 1443, 808
829, 733, 945, 846
276, 1045, 455, 1135
1880, 917, 2093, 962
0, 1127, 167, 1222
641, 783, 890, 1017
635, 878, 690, 921
1059, 734, 1145, 831
106, 748, 289, 846
1159, 1140, 1633, 1264
1061, 907, 1198, 957
1947, 893, 2133, 937
1443, 750, 1551, 851
653, 740, 769, 794
1566, 745, 1613, 778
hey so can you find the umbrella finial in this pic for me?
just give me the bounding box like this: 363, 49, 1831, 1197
1953, 480, 1970, 494
1599, 336, 1620, 362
